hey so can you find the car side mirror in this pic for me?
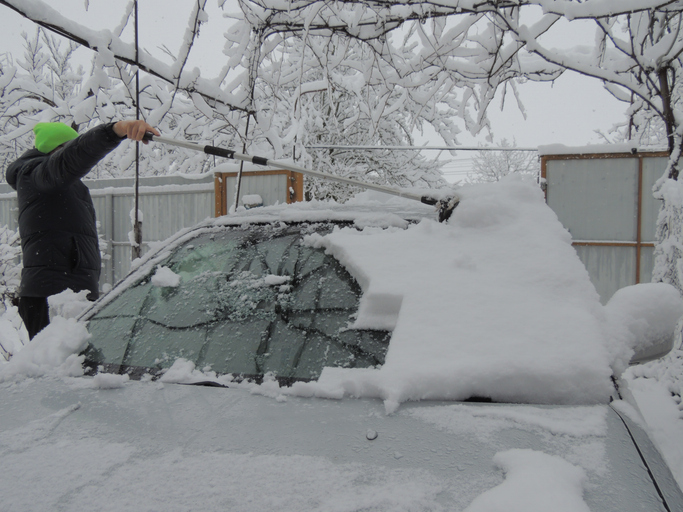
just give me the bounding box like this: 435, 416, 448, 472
604, 283, 683, 367
629, 328, 676, 365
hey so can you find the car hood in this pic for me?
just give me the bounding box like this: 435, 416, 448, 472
0, 377, 680, 511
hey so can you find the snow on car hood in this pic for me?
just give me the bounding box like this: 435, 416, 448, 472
0, 378, 665, 512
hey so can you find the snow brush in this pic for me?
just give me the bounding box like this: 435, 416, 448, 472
142, 133, 460, 222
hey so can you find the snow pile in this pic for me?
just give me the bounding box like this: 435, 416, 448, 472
0, 303, 27, 361
464, 449, 590, 512
48, 289, 92, 319
624, 350, 683, 487
263, 274, 291, 287
315, 175, 621, 410
242, 194, 263, 208
91, 372, 130, 389
628, 350, 683, 414
158, 358, 345, 401
151, 265, 181, 287
538, 142, 641, 156
1, 289, 93, 362
0, 317, 90, 381
159, 358, 225, 385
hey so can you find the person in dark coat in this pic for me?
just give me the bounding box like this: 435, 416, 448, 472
5, 119, 160, 339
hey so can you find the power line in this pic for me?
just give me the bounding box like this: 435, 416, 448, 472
305, 145, 538, 152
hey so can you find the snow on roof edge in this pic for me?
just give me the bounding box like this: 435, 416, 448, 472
538, 142, 668, 156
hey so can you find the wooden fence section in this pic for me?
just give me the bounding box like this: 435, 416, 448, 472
214, 169, 304, 216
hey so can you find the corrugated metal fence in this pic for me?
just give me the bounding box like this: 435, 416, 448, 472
88, 175, 216, 288
0, 165, 300, 290
0, 174, 215, 291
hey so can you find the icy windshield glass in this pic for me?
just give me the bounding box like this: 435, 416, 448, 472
83, 223, 390, 383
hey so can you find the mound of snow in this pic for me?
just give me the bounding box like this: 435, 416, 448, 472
151, 265, 181, 287
604, 283, 683, 370
48, 289, 92, 319
314, 175, 680, 410
0, 302, 28, 361
0, 316, 90, 381
464, 449, 590, 512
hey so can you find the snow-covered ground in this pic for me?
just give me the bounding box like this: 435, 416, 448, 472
1, 175, 683, 510
623, 349, 683, 485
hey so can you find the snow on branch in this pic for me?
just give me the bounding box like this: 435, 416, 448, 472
243, 0, 678, 37
0, 0, 250, 113
243, 0, 683, 295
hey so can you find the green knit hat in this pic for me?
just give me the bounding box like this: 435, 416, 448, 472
33, 122, 79, 153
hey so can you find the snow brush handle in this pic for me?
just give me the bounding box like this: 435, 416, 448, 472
142, 133, 459, 222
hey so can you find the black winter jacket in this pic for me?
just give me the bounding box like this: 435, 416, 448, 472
5, 123, 124, 300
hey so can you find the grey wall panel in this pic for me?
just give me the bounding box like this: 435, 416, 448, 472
573, 245, 637, 304
546, 158, 639, 242
0, 196, 18, 230
640, 246, 655, 285
103, 190, 214, 287
112, 245, 133, 287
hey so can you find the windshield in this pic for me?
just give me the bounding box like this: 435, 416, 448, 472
82, 223, 390, 383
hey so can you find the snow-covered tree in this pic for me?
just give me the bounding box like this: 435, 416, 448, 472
0, 223, 25, 358
467, 140, 539, 184
251, 34, 451, 200
0, 26, 243, 181
0, 29, 83, 173
0, 224, 21, 306
1, 1, 459, 199
232, 0, 683, 292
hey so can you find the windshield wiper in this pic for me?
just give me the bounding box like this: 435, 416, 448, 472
178, 381, 229, 388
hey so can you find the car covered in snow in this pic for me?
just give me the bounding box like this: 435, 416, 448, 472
1, 176, 683, 511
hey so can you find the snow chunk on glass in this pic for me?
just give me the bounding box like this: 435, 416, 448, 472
151, 265, 181, 288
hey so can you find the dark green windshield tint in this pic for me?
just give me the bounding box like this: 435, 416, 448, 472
83, 224, 390, 382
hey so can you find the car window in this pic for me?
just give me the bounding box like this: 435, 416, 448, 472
83, 223, 390, 383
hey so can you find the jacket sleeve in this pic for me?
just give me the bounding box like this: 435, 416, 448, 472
28, 123, 124, 192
